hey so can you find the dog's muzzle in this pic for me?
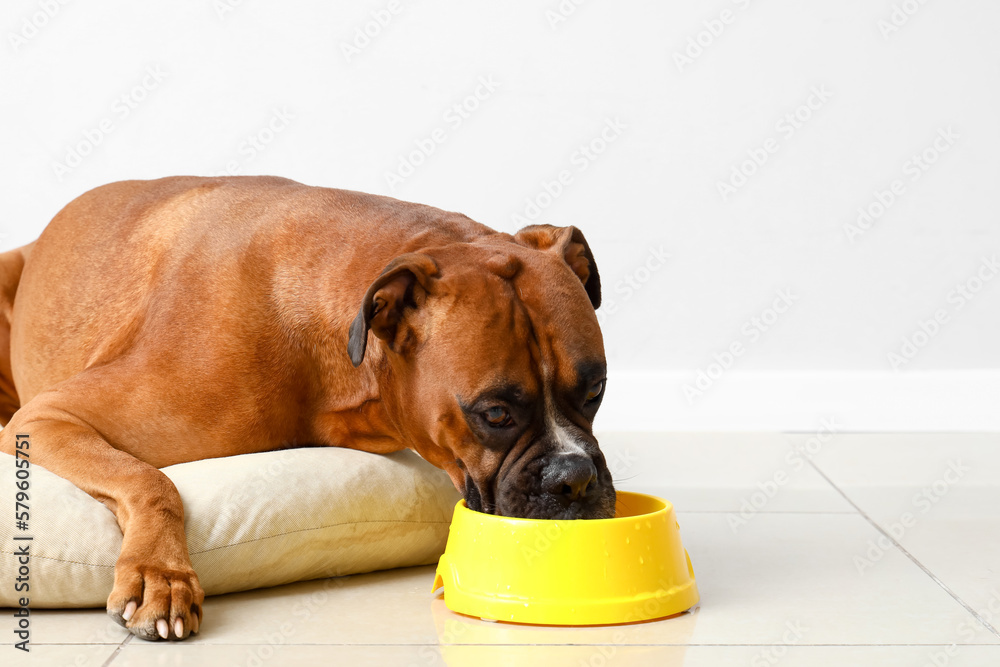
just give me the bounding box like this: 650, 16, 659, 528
469, 444, 616, 520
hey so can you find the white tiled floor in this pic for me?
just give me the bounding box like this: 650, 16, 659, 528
12, 433, 1000, 666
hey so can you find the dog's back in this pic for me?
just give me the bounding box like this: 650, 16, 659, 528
0, 243, 30, 424
1, 175, 493, 463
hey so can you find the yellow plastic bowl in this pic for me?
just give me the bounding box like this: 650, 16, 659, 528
432, 491, 699, 625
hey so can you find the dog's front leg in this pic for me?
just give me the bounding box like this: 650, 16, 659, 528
0, 395, 204, 641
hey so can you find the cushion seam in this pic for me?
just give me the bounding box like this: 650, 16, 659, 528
190, 518, 452, 555
0, 552, 115, 568
0, 518, 451, 566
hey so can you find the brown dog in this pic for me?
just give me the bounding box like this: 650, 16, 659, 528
0, 176, 613, 641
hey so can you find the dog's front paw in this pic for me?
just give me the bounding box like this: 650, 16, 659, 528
107, 559, 205, 641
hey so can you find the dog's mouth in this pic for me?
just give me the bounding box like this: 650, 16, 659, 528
463, 453, 617, 520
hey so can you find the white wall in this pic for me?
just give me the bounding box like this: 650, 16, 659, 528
2, 0, 997, 431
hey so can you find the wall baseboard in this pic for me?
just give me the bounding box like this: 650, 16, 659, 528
595, 370, 1000, 433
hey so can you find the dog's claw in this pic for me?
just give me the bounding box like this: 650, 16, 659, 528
108, 561, 204, 641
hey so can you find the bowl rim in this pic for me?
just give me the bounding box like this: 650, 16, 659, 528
453, 490, 672, 525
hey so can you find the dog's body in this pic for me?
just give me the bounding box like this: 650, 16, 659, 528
0, 176, 612, 640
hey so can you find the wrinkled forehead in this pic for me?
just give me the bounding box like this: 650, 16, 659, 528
508, 248, 605, 374
423, 265, 536, 389
424, 246, 605, 397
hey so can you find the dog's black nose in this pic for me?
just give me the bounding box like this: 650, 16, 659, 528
547, 455, 598, 502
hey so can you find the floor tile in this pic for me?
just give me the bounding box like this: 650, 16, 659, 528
182, 566, 441, 646
127, 511, 996, 648
21, 608, 129, 645
432, 512, 996, 647
112, 644, 431, 667
809, 433, 1000, 631
5, 644, 119, 667
108, 643, 1000, 667
14, 432, 1000, 663
678, 513, 997, 646
791, 433, 1000, 492
671, 646, 1000, 667
596, 431, 854, 513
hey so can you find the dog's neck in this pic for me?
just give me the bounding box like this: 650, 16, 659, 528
267, 254, 411, 453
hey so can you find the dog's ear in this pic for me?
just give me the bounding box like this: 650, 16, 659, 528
348, 253, 439, 367
514, 225, 601, 309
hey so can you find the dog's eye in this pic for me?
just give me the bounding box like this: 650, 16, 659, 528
585, 380, 605, 403
483, 406, 512, 427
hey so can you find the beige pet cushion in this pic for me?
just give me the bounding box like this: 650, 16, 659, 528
0, 447, 460, 608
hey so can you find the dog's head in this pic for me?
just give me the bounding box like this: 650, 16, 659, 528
347, 224, 614, 520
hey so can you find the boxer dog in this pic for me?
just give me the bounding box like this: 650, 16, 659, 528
0, 176, 613, 641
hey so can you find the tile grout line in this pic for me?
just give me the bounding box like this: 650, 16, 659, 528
101, 633, 133, 667
96, 641, 1000, 648
675, 510, 858, 514
807, 458, 1000, 640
